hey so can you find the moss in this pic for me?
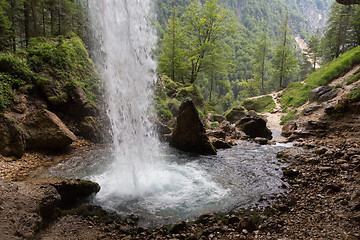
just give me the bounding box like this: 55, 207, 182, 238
241, 95, 275, 113
27, 35, 102, 107
176, 84, 204, 107
280, 109, 298, 125
0, 54, 36, 112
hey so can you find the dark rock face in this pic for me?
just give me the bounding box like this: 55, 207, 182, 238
309, 86, 337, 103
225, 106, 247, 123
170, 98, 216, 155
212, 139, 232, 149
236, 114, 272, 140
0, 115, 25, 158
77, 116, 104, 142
23, 109, 77, 150
336, 0, 360, 4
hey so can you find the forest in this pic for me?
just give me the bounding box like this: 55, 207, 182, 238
0, 0, 359, 114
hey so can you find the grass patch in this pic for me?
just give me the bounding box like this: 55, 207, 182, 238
349, 87, 360, 102
280, 46, 360, 109
241, 95, 275, 113
346, 68, 360, 85
280, 109, 298, 125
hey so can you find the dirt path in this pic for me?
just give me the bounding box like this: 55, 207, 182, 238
262, 91, 286, 142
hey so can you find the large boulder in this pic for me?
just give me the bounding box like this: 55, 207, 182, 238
46, 178, 101, 204
170, 98, 216, 155
225, 106, 247, 123
0, 178, 61, 239
22, 109, 77, 150
236, 114, 272, 140
0, 115, 25, 158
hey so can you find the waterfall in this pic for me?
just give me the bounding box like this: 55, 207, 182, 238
88, 0, 160, 196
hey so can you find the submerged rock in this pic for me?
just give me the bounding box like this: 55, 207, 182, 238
170, 98, 216, 155
22, 109, 77, 150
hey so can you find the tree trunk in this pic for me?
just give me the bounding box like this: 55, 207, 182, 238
31, 2, 38, 37
24, 1, 31, 47
10, 1, 16, 52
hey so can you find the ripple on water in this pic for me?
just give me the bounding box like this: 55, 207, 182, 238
41, 141, 290, 226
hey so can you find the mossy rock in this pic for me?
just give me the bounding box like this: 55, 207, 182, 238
225, 106, 247, 123
162, 75, 179, 97
241, 95, 275, 113
176, 85, 204, 107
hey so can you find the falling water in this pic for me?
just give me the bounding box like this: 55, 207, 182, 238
88, 0, 160, 196
64, 0, 290, 226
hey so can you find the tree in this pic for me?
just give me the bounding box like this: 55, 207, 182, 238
253, 31, 268, 95
0, 0, 11, 51
321, 3, 353, 62
182, 0, 234, 84
305, 32, 321, 71
158, 7, 187, 83
272, 13, 298, 88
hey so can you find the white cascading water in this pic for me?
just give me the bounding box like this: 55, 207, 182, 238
75, 0, 287, 226
88, 0, 161, 196
88, 0, 228, 222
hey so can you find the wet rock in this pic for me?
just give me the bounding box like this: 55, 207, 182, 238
309, 85, 337, 103
48, 178, 100, 204
212, 114, 226, 123
170, 221, 187, 234
322, 184, 342, 194
78, 116, 104, 142
315, 147, 327, 155
206, 129, 226, 139
0, 115, 25, 158
225, 106, 247, 123
235, 114, 272, 140
22, 109, 77, 150
254, 137, 269, 145
238, 217, 257, 233
282, 120, 297, 137
227, 215, 241, 225
154, 119, 172, 136
282, 168, 300, 178
170, 98, 216, 155
212, 139, 232, 149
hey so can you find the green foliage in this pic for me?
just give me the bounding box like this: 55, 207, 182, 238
280, 109, 298, 125
0, 53, 35, 111
176, 84, 204, 106
280, 46, 360, 109
349, 87, 360, 102
241, 95, 275, 113
27, 35, 101, 106
321, 3, 360, 63
346, 68, 360, 85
